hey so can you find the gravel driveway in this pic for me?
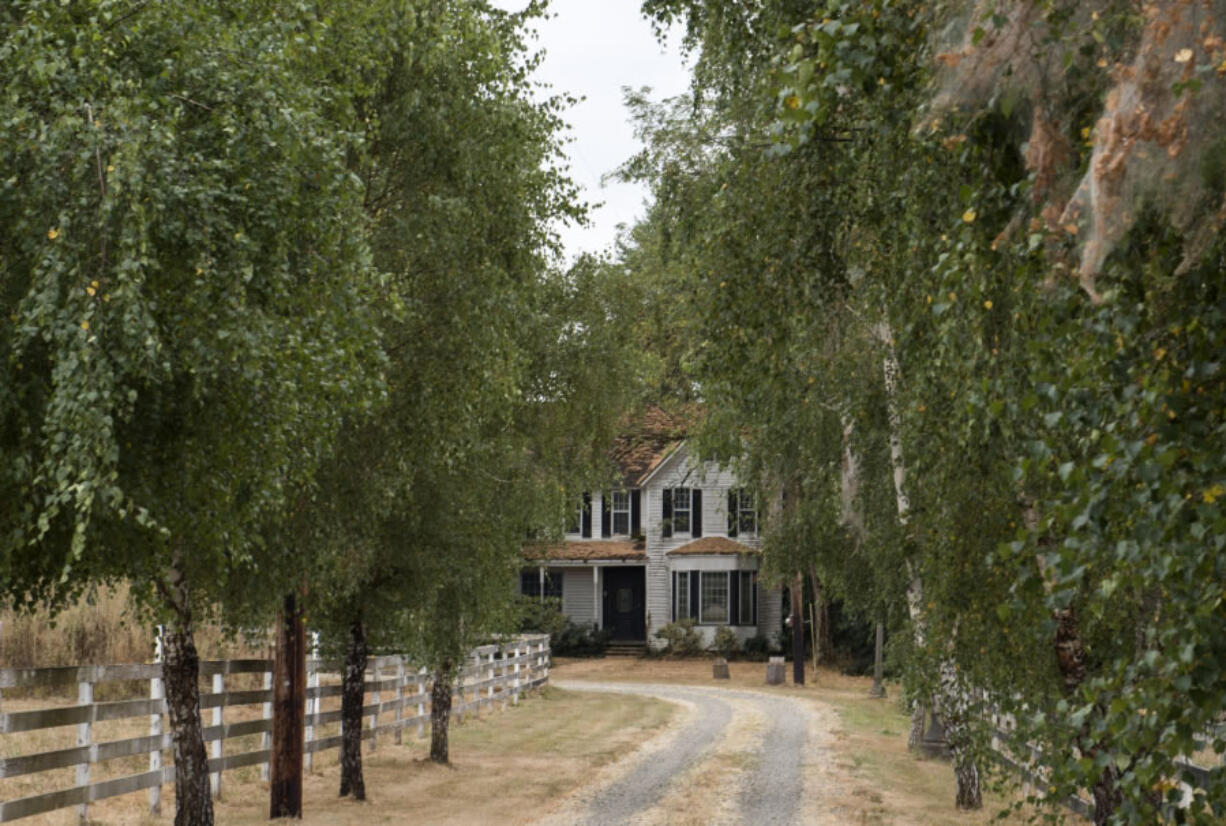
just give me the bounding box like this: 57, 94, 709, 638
539, 680, 819, 826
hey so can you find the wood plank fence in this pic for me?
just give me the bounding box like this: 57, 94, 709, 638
986, 711, 1223, 820
0, 634, 550, 822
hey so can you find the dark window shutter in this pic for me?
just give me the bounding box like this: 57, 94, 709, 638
689, 571, 699, 620
692, 489, 703, 537
630, 489, 641, 537
581, 492, 592, 538
752, 573, 759, 625
662, 489, 673, 538
600, 495, 611, 538
671, 572, 677, 622
729, 571, 740, 626
727, 490, 737, 537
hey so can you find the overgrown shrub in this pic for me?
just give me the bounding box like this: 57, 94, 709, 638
741, 633, 774, 662
516, 595, 568, 637
653, 618, 704, 657
712, 625, 740, 660
551, 621, 610, 657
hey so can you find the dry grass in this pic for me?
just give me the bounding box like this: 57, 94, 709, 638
1, 686, 675, 825
1, 584, 269, 701
552, 657, 1037, 826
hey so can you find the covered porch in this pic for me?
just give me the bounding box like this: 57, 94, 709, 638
521, 540, 648, 642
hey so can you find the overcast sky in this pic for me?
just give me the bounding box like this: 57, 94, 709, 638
489, 0, 691, 262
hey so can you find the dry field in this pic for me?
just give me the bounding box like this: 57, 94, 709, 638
2, 655, 1043, 825
1, 684, 674, 825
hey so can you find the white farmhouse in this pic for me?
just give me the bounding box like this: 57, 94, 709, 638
521, 408, 783, 650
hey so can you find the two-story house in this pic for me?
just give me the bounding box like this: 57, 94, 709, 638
521, 409, 783, 650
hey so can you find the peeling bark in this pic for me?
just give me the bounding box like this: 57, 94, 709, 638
162, 613, 213, 826
429, 661, 453, 764
338, 619, 368, 800
908, 703, 926, 750
954, 755, 983, 809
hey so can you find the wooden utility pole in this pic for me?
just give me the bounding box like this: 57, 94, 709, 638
270, 592, 306, 819
791, 573, 805, 685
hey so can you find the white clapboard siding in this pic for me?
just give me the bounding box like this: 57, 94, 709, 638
640, 443, 773, 646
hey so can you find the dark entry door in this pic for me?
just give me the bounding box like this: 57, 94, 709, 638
602, 567, 646, 641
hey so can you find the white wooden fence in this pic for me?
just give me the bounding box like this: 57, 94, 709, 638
0, 634, 550, 822
986, 711, 1223, 820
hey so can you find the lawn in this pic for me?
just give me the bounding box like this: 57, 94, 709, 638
2, 686, 674, 825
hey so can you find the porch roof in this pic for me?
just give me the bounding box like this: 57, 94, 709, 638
523, 539, 646, 562
666, 536, 760, 556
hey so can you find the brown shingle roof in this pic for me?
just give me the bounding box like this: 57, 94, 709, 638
610, 405, 700, 485
524, 540, 646, 562
666, 536, 759, 556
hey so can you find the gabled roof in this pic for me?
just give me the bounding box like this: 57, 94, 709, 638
523, 540, 646, 562
610, 405, 699, 486
666, 536, 760, 556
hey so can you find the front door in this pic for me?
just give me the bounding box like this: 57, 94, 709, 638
602, 566, 646, 641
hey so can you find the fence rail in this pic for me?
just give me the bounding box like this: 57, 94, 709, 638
0, 634, 550, 822
986, 712, 1223, 820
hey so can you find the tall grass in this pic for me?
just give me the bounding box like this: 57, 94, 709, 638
0, 583, 269, 669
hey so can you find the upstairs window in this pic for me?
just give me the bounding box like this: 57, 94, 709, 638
727, 488, 758, 537
663, 487, 702, 538
611, 490, 630, 535
672, 487, 691, 534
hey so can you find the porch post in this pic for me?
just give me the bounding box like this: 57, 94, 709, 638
538, 566, 545, 604
593, 566, 600, 629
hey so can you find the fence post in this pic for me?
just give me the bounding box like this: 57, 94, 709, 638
499, 645, 508, 711
512, 642, 521, 706
260, 668, 272, 782
210, 671, 224, 799
305, 632, 319, 772
540, 638, 549, 684
76, 677, 93, 825
487, 650, 495, 710
150, 625, 164, 815
369, 659, 380, 752
417, 668, 426, 739
394, 657, 405, 745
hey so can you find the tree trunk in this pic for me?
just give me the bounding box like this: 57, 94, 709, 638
338, 619, 368, 800
162, 611, 213, 826
869, 621, 886, 698
908, 702, 926, 750
429, 660, 453, 764
790, 572, 805, 685
953, 751, 983, 809
270, 593, 306, 819
1092, 765, 1123, 825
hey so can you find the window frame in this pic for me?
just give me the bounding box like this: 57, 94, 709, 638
674, 572, 689, 619
737, 570, 757, 625
520, 568, 563, 600
672, 486, 692, 536
731, 487, 758, 537
698, 571, 729, 625
610, 490, 631, 536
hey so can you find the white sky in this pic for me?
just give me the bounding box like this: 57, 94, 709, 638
489, 0, 691, 262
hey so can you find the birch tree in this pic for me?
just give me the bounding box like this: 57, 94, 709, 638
0, 3, 382, 824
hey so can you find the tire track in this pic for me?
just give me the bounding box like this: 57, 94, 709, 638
549, 681, 810, 826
